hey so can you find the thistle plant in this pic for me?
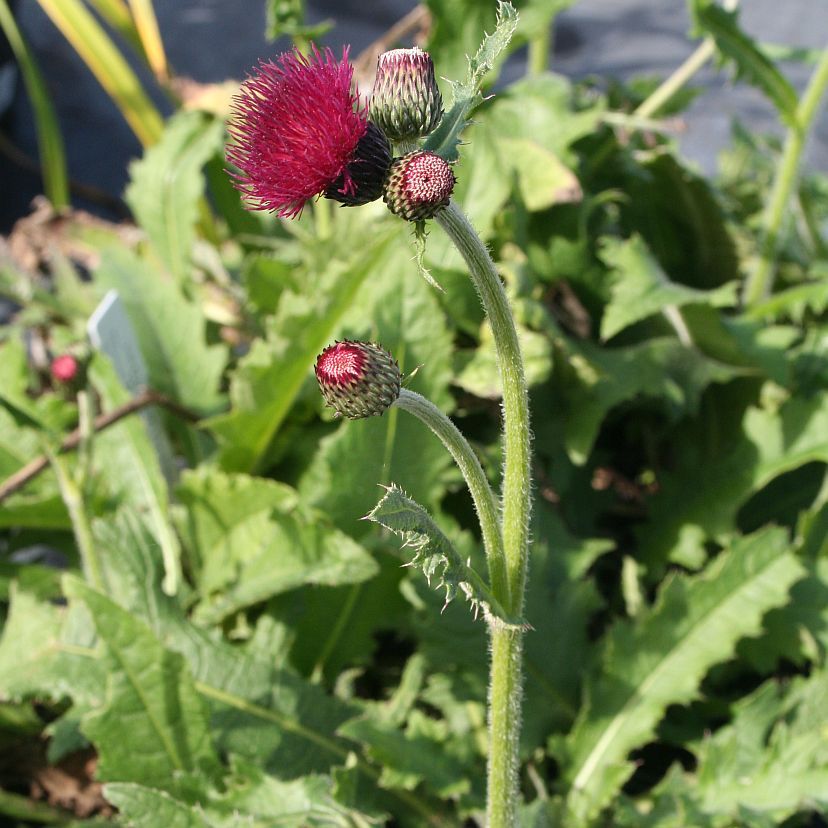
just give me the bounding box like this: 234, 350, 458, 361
228, 7, 528, 824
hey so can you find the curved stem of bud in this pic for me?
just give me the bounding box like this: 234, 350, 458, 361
394, 388, 505, 596
436, 199, 532, 827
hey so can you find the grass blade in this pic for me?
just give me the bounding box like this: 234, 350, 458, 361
0, 0, 69, 208
127, 0, 169, 82
35, 0, 163, 146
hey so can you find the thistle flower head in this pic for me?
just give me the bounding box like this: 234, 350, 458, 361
383, 151, 456, 221
315, 340, 401, 419
370, 47, 443, 142
227, 45, 391, 218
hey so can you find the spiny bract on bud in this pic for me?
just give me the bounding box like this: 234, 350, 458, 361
227, 45, 391, 218
383, 150, 456, 221
315, 340, 401, 420
370, 47, 443, 143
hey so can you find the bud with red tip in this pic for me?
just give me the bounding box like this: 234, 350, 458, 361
50, 354, 80, 384
315, 340, 401, 419
370, 47, 443, 143
383, 150, 456, 221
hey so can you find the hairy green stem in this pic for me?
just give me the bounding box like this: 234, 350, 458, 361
48, 449, 105, 591
526, 22, 552, 76
742, 42, 828, 306
394, 388, 506, 598
436, 200, 531, 826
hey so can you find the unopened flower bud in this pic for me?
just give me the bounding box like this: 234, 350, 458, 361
50, 354, 80, 384
370, 47, 443, 143
315, 340, 401, 419
383, 151, 455, 221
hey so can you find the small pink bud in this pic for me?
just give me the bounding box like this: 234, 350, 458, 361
50, 354, 79, 384
383, 151, 455, 221
315, 340, 401, 419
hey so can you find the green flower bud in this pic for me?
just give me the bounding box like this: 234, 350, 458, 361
315, 340, 401, 419
383, 151, 456, 221
369, 47, 443, 143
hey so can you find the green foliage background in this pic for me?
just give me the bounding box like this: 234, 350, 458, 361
1, 0, 827, 825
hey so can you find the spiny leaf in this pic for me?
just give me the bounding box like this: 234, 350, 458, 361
691, 0, 799, 127
562, 527, 804, 823
365, 484, 517, 626
424, 1, 518, 162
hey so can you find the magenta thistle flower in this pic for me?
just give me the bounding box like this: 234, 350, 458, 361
227, 45, 391, 218
315, 340, 401, 419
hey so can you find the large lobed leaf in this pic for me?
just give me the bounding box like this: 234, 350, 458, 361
126, 110, 225, 281
562, 527, 804, 822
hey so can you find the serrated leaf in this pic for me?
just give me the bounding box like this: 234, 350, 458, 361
64, 577, 221, 792
90, 355, 183, 594
692, 673, 828, 817
637, 388, 828, 567
125, 110, 224, 280
104, 784, 213, 828
366, 484, 509, 623
562, 336, 741, 465
691, 1, 799, 126
562, 527, 804, 822
174, 469, 378, 625
424, 1, 518, 162
600, 235, 738, 341
94, 246, 227, 413
339, 713, 470, 797
0, 583, 105, 706
209, 226, 397, 472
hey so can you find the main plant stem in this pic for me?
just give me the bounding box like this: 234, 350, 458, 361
436, 200, 531, 826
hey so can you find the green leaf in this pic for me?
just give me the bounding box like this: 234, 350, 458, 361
209, 226, 398, 472
339, 712, 471, 797
0, 583, 105, 705
561, 336, 740, 465
636, 388, 828, 567
125, 110, 224, 281
424, 1, 519, 162
104, 784, 213, 828
366, 484, 510, 623
94, 247, 227, 413
177, 469, 379, 626
298, 242, 455, 529
562, 527, 804, 822
599, 235, 738, 341
691, 0, 799, 126
692, 671, 828, 817
90, 356, 183, 595
64, 576, 221, 792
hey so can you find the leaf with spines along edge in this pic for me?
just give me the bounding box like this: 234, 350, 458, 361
412, 220, 444, 292
365, 484, 519, 628
424, 1, 519, 163
690, 0, 799, 127
561, 526, 805, 824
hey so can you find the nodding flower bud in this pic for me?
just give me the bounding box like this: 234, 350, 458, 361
383, 151, 455, 221
370, 47, 443, 143
50, 354, 80, 385
315, 340, 401, 419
